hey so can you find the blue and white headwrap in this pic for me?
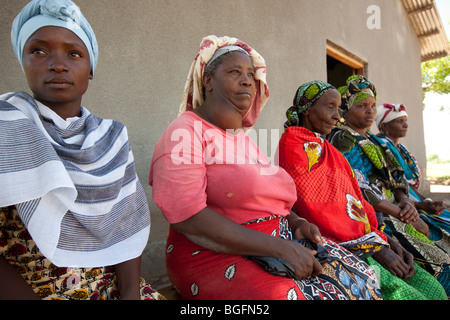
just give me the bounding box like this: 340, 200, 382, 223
11, 0, 98, 75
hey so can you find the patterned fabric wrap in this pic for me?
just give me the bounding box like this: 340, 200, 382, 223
382, 214, 450, 297
165, 215, 382, 300
327, 126, 408, 205
328, 127, 450, 297
276, 127, 447, 300
379, 134, 450, 253
278, 126, 388, 257
379, 135, 450, 229
378, 135, 420, 189
178, 35, 269, 131
338, 75, 377, 115
0, 92, 150, 267
285, 81, 335, 128
0, 206, 163, 300
365, 256, 447, 300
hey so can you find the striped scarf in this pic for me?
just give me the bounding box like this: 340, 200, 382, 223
0, 91, 150, 267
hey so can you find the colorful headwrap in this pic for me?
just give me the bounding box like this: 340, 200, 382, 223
376, 104, 408, 130
11, 0, 98, 75
338, 75, 377, 114
285, 81, 335, 128
179, 35, 269, 131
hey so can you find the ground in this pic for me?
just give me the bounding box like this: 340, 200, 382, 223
426, 161, 450, 208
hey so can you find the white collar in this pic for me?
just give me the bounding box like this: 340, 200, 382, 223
36, 100, 84, 130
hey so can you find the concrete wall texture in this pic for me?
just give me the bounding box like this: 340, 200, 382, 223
0, 0, 426, 288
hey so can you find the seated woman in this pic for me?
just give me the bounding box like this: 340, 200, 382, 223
327, 75, 450, 297
149, 36, 381, 300
277, 80, 447, 300
0, 0, 163, 300
376, 104, 450, 254
376, 103, 450, 234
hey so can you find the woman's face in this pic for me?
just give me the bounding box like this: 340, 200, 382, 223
344, 96, 377, 131
303, 89, 341, 135
382, 115, 408, 139
204, 51, 256, 116
21, 26, 92, 117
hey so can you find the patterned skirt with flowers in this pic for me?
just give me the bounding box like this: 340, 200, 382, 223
166, 215, 382, 300
0, 206, 164, 300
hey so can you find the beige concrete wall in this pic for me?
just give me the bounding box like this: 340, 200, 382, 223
0, 0, 426, 288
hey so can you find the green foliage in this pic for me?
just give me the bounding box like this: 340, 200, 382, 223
427, 154, 440, 162
421, 52, 450, 98
427, 153, 450, 164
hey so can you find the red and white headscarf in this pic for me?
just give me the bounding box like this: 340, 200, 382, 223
376, 103, 408, 130
178, 35, 269, 131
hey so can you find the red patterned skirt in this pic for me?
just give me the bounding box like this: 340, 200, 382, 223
165, 215, 382, 300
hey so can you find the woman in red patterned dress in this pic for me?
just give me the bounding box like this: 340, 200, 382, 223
277, 80, 446, 300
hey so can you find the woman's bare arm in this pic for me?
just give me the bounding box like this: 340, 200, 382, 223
172, 208, 323, 280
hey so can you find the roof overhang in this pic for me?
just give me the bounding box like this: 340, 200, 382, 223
401, 0, 449, 62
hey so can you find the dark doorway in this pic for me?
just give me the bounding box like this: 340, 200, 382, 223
327, 55, 356, 88
326, 40, 366, 89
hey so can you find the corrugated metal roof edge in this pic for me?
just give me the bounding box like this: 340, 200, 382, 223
401, 0, 449, 61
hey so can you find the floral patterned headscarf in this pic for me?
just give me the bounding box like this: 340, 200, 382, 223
285, 80, 335, 128
178, 35, 269, 131
338, 75, 377, 115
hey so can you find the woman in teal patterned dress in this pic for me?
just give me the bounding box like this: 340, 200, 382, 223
327, 75, 450, 297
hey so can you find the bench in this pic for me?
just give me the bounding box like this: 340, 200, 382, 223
159, 285, 181, 300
